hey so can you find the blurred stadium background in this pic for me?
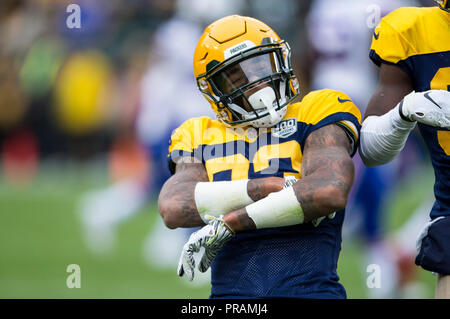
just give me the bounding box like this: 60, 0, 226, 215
0, 0, 440, 298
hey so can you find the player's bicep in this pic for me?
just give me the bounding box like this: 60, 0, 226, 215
302, 124, 353, 178
364, 63, 414, 119
173, 156, 208, 179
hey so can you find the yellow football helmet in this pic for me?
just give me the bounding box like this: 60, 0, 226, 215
193, 15, 299, 128
436, 0, 449, 11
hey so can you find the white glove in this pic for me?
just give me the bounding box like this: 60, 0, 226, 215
177, 215, 234, 281
283, 176, 298, 188
311, 212, 336, 227
400, 90, 450, 129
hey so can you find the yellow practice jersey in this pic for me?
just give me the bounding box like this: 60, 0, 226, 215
168, 89, 361, 299
168, 89, 361, 182
370, 6, 450, 218
370, 6, 450, 91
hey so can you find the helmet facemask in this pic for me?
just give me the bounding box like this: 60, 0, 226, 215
436, 0, 450, 11
197, 40, 299, 128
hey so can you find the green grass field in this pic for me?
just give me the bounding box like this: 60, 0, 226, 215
0, 160, 437, 298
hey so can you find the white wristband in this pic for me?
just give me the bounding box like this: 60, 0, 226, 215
246, 186, 303, 229
195, 180, 254, 222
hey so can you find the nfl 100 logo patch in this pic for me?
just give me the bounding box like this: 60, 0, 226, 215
272, 118, 297, 138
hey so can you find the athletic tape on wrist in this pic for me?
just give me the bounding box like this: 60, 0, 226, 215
195, 180, 254, 222
246, 186, 303, 229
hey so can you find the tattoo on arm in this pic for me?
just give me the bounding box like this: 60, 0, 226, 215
247, 177, 284, 201
160, 156, 285, 229
223, 207, 256, 232
158, 157, 209, 228
225, 124, 355, 232
294, 124, 354, 222
164, 125, 354, 231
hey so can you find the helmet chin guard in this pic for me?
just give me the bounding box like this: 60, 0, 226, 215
243, 87, 286, 128
207, 48, 295, 128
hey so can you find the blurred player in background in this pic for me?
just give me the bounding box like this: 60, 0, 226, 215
79, 10, 205, 256
78, 0, 244, 280
159, 15, 361, 298
359, 0, 450, 298
306, 0, 430, 298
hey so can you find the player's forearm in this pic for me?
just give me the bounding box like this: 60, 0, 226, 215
224, 163, 354, 232
159, 175, 284, 229
247, 177, 285, 201
293, 165, 353, 220
195, 177, 284, 219
359, 104, 416, 167
223, 207, 257, 231
158, 173, 207, 229
237, 172, 352, 230
291, 142, 354, 224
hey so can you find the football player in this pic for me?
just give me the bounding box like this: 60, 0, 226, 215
306, 0, 422, 298
158, 15, 361, 298
359, 1, 450, 298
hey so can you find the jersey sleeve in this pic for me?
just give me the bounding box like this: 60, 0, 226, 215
369, 7, 421, 77
298, 89, 362, 157
167, 117, 208, 174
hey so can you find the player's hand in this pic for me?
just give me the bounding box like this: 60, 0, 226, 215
177, 215, 234, 281
311, 212, 336, 227
400, 90, 450, 129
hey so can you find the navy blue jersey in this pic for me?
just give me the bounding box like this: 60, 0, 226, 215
168, 89, 361, 298
210, 212, 346, 298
